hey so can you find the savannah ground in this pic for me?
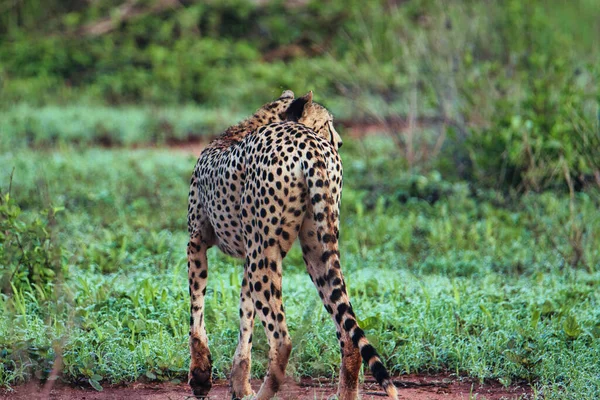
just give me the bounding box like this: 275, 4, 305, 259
1, 1, 599, 399
2, 375, 531, 399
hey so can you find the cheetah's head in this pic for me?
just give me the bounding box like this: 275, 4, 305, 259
282, 91, 343, 150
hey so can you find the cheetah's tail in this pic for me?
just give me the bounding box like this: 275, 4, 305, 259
304, 150, 398, 400
357, 339, 398, 399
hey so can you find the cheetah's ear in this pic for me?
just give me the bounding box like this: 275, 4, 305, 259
302, 91, 313, 104
280, 90, 295, 99
284, 91, 313, 121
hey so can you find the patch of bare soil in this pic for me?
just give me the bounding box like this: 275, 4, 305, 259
116, 116, 449, 157
164, 139, 209, 156
127, 136, 211, 156
1, 375, 531, 400
339, 116, 462, 138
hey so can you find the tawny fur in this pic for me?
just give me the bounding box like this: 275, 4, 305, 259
186, 90, 397, 400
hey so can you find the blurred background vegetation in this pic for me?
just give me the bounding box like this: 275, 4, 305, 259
1, 0, 600, 398
1, 0, 599, 190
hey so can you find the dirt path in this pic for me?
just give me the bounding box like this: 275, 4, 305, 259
146, 118, 411, 157
1, 375, 531, 400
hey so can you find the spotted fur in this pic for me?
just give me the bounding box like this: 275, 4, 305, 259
186, 90, 397, 400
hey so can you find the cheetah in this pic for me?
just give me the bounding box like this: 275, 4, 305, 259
186, 90, 398, 400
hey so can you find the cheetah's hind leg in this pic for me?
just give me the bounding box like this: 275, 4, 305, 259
230, 264, 256, 399
188, 230, 214, 398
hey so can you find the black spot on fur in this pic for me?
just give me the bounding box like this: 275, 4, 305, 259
360, 344, 378, 362
344, 318, 356, 331
351, 327, 365, 347
371, 361, 391, 384
330, 288, 342, 303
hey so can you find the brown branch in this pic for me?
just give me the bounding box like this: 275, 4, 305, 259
0, 0, 22, 15
561, 157, 587, 268
363, 378, 450, 388
9, 234, 29, 285
40, 352, 63, 400
8, 166, 15, 197
78, 0, 182, 36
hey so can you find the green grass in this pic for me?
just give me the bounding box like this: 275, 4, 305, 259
0, 138, 599, 399
0, 105, 246, 150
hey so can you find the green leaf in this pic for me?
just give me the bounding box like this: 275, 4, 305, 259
90, 374, 103, 381
591, 323, 600, 339
89, 379, 103, 392
365, 278, 379, 296
531, 309, 541, 329
544, 139, 563, 150
479, 304, 493, 325
358, 314, 381, 330
452, 281, 461, 307
563, 315, 582, 339
504, 350, 522, 364
541, 300, 556, 316
145, 371, 157, 380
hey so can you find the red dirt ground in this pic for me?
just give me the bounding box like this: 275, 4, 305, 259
1, 375, 531, 400
149, 117, 434, 157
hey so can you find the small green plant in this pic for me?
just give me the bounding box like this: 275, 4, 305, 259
0, 179, 64, 296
